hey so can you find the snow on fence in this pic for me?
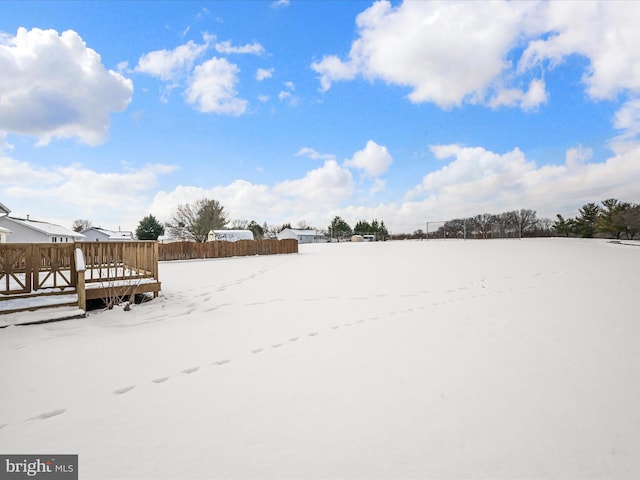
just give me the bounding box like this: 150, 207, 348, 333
158, 239, 298, 261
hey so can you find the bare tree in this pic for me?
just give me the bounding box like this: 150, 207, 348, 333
513, 209, 537, 238
231, 219, 249, 229
72, 219, 92, 232
473, 213, 493, 239
167, 198, 229, 242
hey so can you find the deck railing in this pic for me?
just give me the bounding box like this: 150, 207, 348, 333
0, 243, 77, 295
77, 241, 158, 285
1, 242, 161, 312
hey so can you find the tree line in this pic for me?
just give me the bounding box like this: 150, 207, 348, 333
72, 197, 639, 242
553, 199, 640, 239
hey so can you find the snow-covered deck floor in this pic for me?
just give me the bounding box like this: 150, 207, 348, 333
1, 239, 639, 478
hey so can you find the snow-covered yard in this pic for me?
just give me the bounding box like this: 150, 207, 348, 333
1, 238, 639, 478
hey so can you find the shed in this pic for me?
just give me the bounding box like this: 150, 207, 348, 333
0, 216, 85, 243
81, 227, 134, 242
277, 228, 324, 244
207, 230, 254, 242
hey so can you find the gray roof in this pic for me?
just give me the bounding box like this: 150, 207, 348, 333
5, 216, 85, 238
0, 202, 10, 216
82, 227, 134, 239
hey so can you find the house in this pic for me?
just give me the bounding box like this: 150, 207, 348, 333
207, 230, 254, 242
277, 228, 324, 244
0, 216, 85, 243
0, 226, 10, 243
0, 202, 10, 243
81, 227, 134, 242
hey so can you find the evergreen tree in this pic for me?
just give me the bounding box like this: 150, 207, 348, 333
328, 216, 352, 241
378, 220, 389, 240
613, 204, 640, 240
136, 214, 165, 240
597, 198, 630, 239
247, 220, 264, 239
552, 214, 573, 237
575, 203, 600, 238
354, 220, 372, 235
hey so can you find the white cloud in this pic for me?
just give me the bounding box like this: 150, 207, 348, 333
311, 54, 358, 93
399, 143, 640, 228
0, 27, 133, 145
215, 40, 265, 55
311, 1, 537, 108
273, 160, 354, 203
518, 1, 640, 101
344, 140, 392, 177
135, 39, 208, 81
0, 152, 177, 229
295, 147, 336, 161
610, 98, 640, 153
278, 81, 298, 106
256, 68, 274, 81
185, 57, 248, 115
271, 0, 289, 8
150, 160, 354, 227
137, 36, 249, 115
312, 0, 640, 115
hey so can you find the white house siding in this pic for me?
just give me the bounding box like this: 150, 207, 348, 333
0, 217, 84, 243
81, 228, 134, 242
277, 229, 324, 244
0, 226, 10, 243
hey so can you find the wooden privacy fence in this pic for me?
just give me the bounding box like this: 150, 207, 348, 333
158, 239, 298, 261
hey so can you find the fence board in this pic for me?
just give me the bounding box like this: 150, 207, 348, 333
158, 239, 298, 261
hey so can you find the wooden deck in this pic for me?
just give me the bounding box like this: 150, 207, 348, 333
0, 242, 161, 315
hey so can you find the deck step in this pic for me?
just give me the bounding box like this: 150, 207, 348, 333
0, 305, 86, 328
0, 292, 79, 315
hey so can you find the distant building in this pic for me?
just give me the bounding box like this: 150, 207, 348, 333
0, 216, 85, 243
277, 228, 324, 244
0, 202, 10, 243
207, 230, 254, 242
0, 226, 10, 243
81, 227, 134, 242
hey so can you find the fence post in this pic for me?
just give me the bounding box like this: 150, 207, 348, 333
75, 248, 86, 311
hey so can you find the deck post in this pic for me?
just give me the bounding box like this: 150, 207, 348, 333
75, 247, 86, 311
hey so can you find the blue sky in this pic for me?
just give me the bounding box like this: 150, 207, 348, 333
1, 0, 639, 234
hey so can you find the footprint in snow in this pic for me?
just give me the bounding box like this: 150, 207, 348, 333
271, 343, 283, 348
251, 348, 264, 354
114, 386, 135, 395
182, 366, 200, 374
152, 377, 170, 384
307, 332, 319, 336
30, 408, 67, 420
288, 337, 299, 342
212, 359, 231, 366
